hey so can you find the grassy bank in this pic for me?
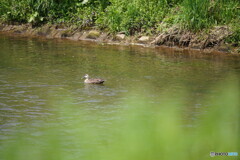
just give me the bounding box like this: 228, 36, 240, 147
0, 0, 239, 46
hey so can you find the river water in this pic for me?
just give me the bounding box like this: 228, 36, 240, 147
0, 33, 239, 157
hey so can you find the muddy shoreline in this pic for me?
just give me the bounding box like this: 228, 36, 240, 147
0, 23, 239, 55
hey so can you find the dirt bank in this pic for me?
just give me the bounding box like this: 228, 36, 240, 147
0, 23, 239, 54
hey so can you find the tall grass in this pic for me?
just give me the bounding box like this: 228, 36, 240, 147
96, 0, 171, 34
0, 0, 91, 25
0, 77, 239, 160
0, 0, 239, 40
180, 0, 211, 30
180, 0, 240, 31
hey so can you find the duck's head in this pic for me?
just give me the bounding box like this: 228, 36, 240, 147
82, 74, 89, 79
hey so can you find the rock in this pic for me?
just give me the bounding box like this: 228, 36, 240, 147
217, 43, 231, 52
164, 41, 174, 47
138, 36, 149, 43
67, 32, 82, 41
47, 29, 58, 38
25, 28, 33, 36
53, 30, 63, 38
30, 29, 39, 36
98, 32, 108, 41
61, 30, 73, 38
79, 31, 88, 40
2, 25, 13, 31
86, 30, 101, 39
115, 34, 126, 40
0, 24, 5, 30
37, 25, 51, 36
118, 31, 126, 34
189, 43, 202, 50
13, 30, 22, 34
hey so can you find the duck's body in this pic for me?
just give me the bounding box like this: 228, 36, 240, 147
83, 74, 105, 84
84, 78, 105, 84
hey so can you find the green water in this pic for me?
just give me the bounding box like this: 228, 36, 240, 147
0, 34, 239, 158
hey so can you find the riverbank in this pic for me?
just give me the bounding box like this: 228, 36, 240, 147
0, 23, 239, 54
1, 0, 239, 54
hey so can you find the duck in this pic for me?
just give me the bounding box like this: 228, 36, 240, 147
82, 74, 105, 84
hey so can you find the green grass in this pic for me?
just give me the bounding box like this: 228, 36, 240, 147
180, 0, 240, 31
0, 77, 239, 160
0, 0, 239, 30
96, 0, 170, 34
0, 0, 239, 42
226, 21, 240, 47
180, 0, 211, 31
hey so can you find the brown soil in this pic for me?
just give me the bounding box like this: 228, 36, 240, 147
0, 23, 239, 54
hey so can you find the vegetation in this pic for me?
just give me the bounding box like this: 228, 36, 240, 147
179, 0, 240, 31
0, 0, 239, 42
0, 77, 239, 160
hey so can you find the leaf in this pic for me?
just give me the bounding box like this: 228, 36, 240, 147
28, 16, 34, 23
82, 0, 88, 5
33, 12, 38, 17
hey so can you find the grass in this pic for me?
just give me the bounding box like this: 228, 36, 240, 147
180, 0, 240, 31
0, 77, 239, 160
226, 21, 240, 47
0, 0, 239, 31
180, 0, 211, 31
96, 0, 171, 34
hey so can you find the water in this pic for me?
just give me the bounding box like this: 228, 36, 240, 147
0, 33, 239, 155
